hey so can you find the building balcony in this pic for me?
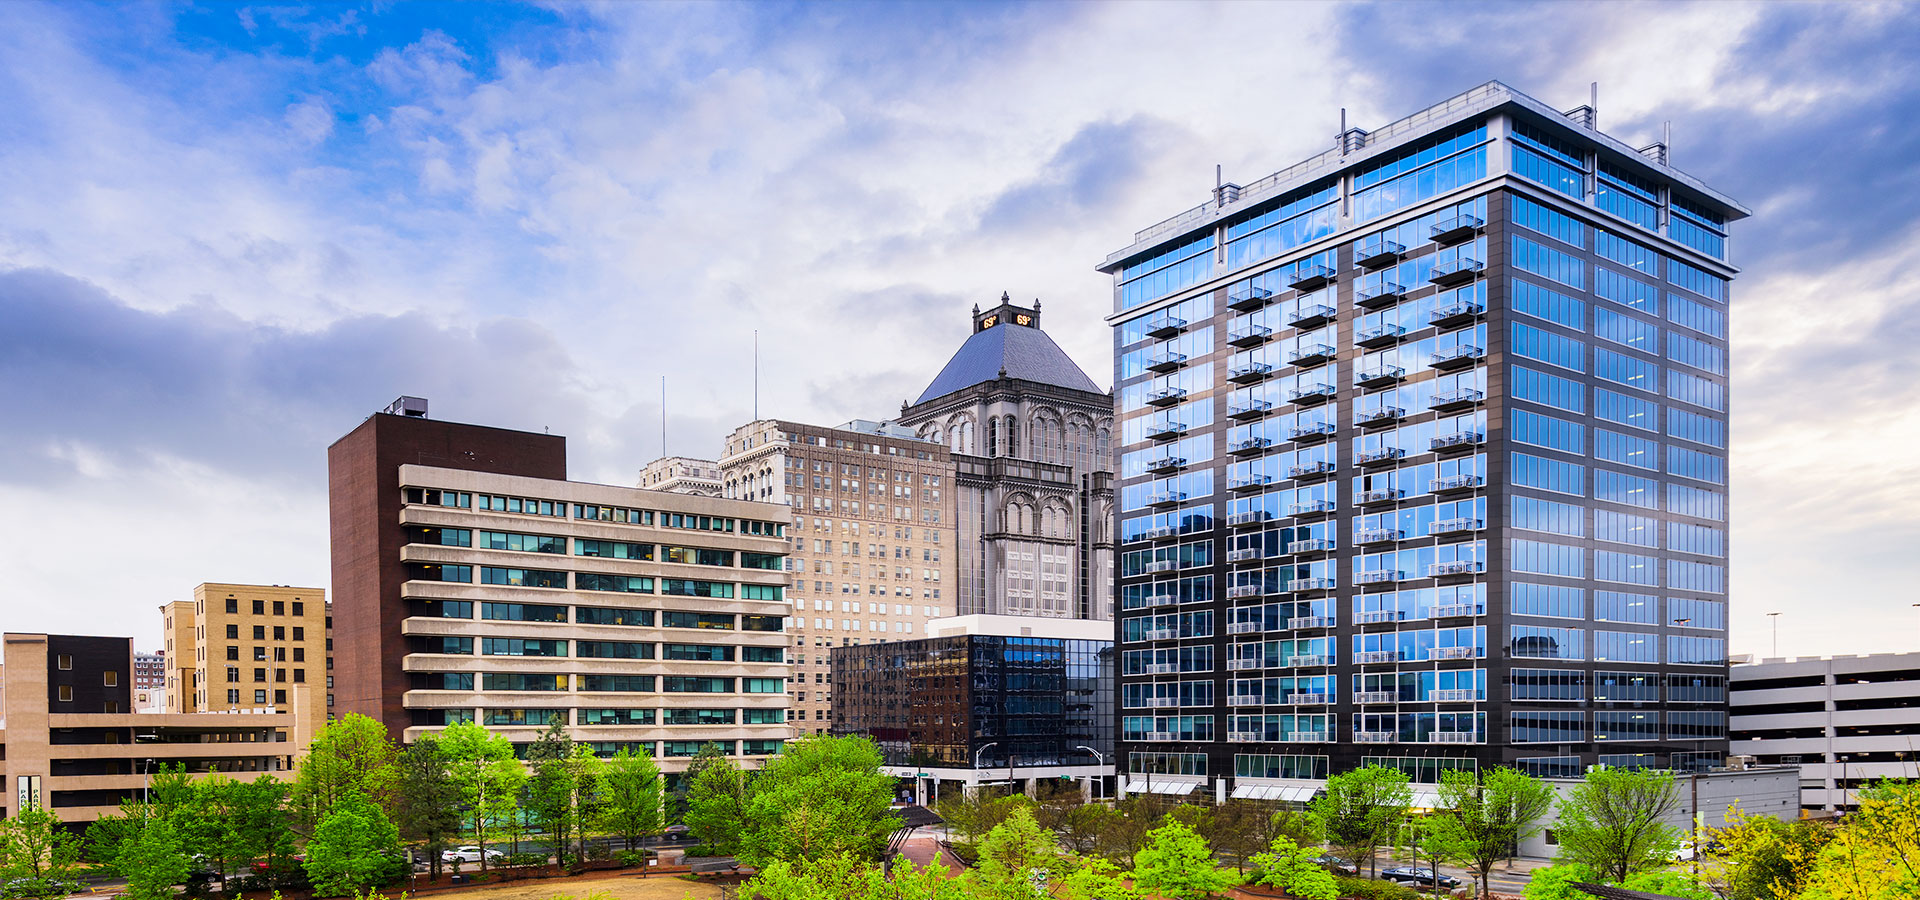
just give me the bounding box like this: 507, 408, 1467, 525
1145, 386, 1187, 407
1358, 488, 1403, 507
1289, 383, 1337, 406
1145, 490, 1189, 509
1430, 560, 1485, 578
1430, 431, 1482, 453
1227, 731, 1266, 743
1288, 615, 1336, 630
1228, 399, 1274, 420
1227, 620, 1265, 634
1230, 437, 1274, 456
1289, 499, 1336, 517
1287, 537, 1335, 554
1355, 731, 1398, 744
1356, 650, 1401, 664
1289, 264, 1336, 291
1145, 455, 1187, 473
1228, 284, 1275, 311
1356, 610, 1402, 625
1355, 324, 1406, 349
1289, 304, 1337, 330
1354, 239, 1407, 270
1429, 731, 1479, 744
1432, 603, 1482, 618
1430, 300, 1485, 329
1429, 257, 1486, 287
1288, 343, 1337, 367
1430, 517, 1481, 535
1145, 696, 1181, 708
1357, 446, 1405, 467
1145, 662, 1179, 674
1146, 351, 1189, 373
1144, 559, 1181, 573
1354, 570, 1400, 585
1430, 689, 1479, 703
1288, 577, 1336, 592
1290, 730, 1333, 743
1429, 388, 1484, 413
1428, 345, 1484, 370
1288, 460, 1337, 481
1356, 527, 1404, 545
1356, 365, 1407, 388
1143, 628, 1178, 641
1284, 692, 1331, 705
1433, 645, 1480, 660
1355, 282, 1408, 309
1145, 315, 1189, 339
1431, 214, 1484, 245
1228, 474, 1273, 492
1228, 324, 1274, 347
1226, 658, 1265, 671
1143, 731, 1178, 742
1355, 691, 1399, 705
1146, 420, 1189, 441
1226, 548, 1264, 563
1228, 510, 1274, 527
1139, 526, 1177, 541
1357, 407, 1405, 430
1288, 422, 1337, 444
1228, 695, 1265, 706
1229, 362, 1276, 384
1289, 656, 1336, 670
1226, 584, 1265, 599
1429, 473, 1484, 494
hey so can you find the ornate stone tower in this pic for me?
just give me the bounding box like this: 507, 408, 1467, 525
897, 294, 1116, 621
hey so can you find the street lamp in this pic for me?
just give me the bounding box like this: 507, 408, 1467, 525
1767, 612, 1781, 658
974, 742, 1000, 797
1673, 617, 1701, 876
1075, 746, 1106, 801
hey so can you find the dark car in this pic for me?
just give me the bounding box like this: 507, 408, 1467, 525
1381, 866, 1461, 889
1310, 854, 1358, 875
661, 824, 692, 842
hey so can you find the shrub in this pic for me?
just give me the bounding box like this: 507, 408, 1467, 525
614, 849, 654, 867
1333, 875, 1423, 900
500, 853, 548, 868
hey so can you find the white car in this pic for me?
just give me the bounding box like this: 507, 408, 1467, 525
441, 846, 504, 864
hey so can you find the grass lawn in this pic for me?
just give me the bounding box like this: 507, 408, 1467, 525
436, 873, 726, 900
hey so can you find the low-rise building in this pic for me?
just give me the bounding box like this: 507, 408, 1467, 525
1731, 652, 1920, 812
160, 584, 330, 741
831, 614, 1114, 802
1522, 763, 1802, 858
0, 633, 307, 824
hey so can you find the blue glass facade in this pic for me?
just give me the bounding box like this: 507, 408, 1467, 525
1100, 82, 1744, 793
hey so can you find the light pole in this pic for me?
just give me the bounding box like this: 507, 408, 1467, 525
974, 742, 1000, 798
1075, 746, 1106, 801
1673, 617, 1701, 875
1767, 612, 1781, 658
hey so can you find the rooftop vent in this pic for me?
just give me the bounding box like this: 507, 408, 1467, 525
1638, 141, 1668, 165
384, 396, 429, 418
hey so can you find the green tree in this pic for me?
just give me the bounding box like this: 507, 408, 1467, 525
525, 743, 605, 869
1311, 764, 1413, 877
743, 853, 971, 900
229, 775, 297, 880
438, 720, 522, 871
1703, 805, 1831, 900
395, 734, 464, 879
1128, 818, 1240, 900
1090, 795, 1163, 869
1798, 779, 1920, 900
293, 713, 397, 829
114, 816, 189, 900
1426, 766, 1557, 898
1249, 835, 1340, 900
303, 791, 402, 897
524, 718, 573, 761
1521, 862, 1600, 900
1212, 799, 1319, 873
1551, 765, 1681, 883
0, 807, 83, 897
1618, 869, 1714, 899
972, 806, 1062, 898
738, 734, 899, 865
600, 746, 665, 851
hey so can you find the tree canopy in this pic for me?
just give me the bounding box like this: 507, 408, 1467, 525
1551, 765, 1682, 883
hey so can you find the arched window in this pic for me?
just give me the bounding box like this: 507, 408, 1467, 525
987, 418, 1000, 458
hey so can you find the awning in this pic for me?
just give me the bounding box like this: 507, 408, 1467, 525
1409, 787, 1445, 809
1124, 777, 1201, 795
1230, 779, 1324, 803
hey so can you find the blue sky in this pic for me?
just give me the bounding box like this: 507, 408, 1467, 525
3, 1, 1918, 658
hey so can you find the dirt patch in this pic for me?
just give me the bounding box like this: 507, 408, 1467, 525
416, 872, 726, 900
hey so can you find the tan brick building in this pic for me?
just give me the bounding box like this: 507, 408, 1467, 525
160, 583, 329, 740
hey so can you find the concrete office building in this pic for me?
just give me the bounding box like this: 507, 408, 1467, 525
159, 583, 329, 741
1731, 652, 1920, 812
328, 398, 794, 767
896, 296, 1117, 622
1100, 81, 1743, 799
640, 457, 723, 497
831, 615, 1114, 802
717, 418, 957, 735
0, 633, 307, 824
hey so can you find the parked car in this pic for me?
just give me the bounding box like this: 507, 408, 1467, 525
441, 846, 505, 864
1381, 867, 1460, 889
661, 825, 692, 842
1310, 854, 1358, 875
252, 855, 305, 874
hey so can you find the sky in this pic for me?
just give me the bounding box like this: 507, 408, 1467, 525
2, 1, 1918, 660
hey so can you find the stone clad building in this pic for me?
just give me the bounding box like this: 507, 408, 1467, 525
897, 296, 1116, 622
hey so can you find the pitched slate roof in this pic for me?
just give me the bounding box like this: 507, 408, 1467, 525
913, 321, 1103, 405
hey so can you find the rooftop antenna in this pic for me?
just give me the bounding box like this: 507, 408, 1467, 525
661, 375, 668, 458
1340, 107, 1347, 156
1664, 120, 1673, 166
1590, 81, 1599, 129
753, 329, 760, 420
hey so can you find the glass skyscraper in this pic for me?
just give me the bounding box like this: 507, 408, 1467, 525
1098, 82, 1743, 801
